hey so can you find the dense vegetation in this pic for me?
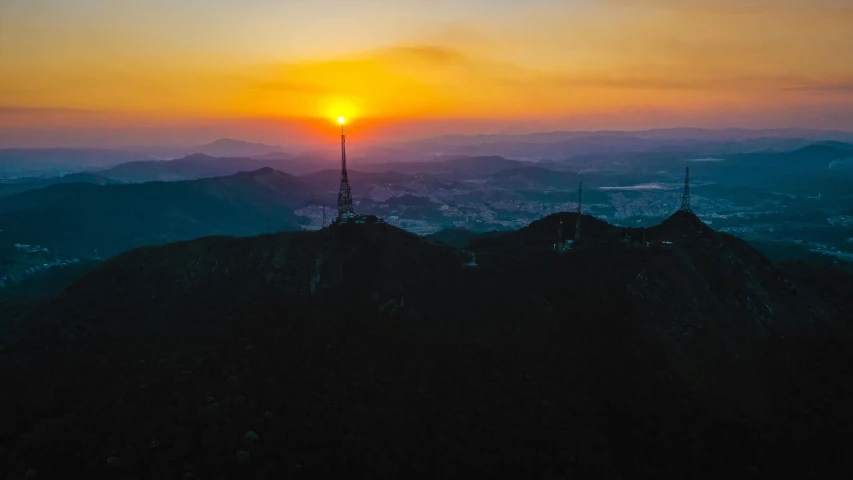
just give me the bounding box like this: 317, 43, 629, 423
0, 168, 316, 258
2, 213, 851, 478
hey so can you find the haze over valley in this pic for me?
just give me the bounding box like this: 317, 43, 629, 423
3, 129, 853, 291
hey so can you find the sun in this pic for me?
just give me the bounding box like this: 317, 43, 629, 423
338, 116, 346, 125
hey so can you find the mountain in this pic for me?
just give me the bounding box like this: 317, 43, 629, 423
397, 130, 853, 161
728, 142, 853, 169
669, 142, 853, 193
0, 172, 117, 198
425, 227, 504, 248
0, 168, 318, 258
410, 128, 853, 147
0, 148, 154, 176
101, 153, 336, 182
193, 138, 283, 158
248, 152, 333, 175
1, 213, 850, 477
99, 154, 279, 182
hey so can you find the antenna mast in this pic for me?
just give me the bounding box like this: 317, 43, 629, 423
680, 166, 692, 212
337, 119, 354, 221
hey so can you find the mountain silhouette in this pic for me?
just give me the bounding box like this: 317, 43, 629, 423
0, 168, 317, 257
1, 212, 850, 478
100, 153, 304, 182
727, 142, 853, 169
194, 138, 283, 158
0, 172, 116, 198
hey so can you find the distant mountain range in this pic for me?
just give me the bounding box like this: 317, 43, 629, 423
0, 172, 117, 198
5, 129, 853, 179
412, 128, 853, 146
0, 148, 155, 176
192, 138, 284, 157
726, 142, 853, 169
400, 129, 853, 161
95, 153, 527, 184
98, 152, 333, 182
0, 167, 318, 258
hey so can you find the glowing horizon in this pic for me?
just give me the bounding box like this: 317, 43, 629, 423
2, 0, 853, 147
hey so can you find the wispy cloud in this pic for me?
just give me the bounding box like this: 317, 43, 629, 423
250, 79, 326, 94
0, 106, 99, 115
605, 0, 853, 14
785, 83, 853, 93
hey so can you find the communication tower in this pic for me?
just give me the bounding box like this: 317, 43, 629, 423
337, 117, 355, 222
680, 166, 692, 212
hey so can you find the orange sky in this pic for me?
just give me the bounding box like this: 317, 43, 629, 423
2, 0, 853, 147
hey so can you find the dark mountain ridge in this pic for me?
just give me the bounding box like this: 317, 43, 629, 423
195, 139, 283, 158
0, 168, 317, 258
98, 153, 308, 182
727, 142, 853, 169
412, 128, 853, 146
0, 149, 155, 177
0, 172, 116, 198
1, 212, 850, 478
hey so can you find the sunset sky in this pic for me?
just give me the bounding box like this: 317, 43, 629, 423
2, 0, 853, 147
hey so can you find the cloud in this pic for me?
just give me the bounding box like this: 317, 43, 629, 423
384, 45, 468, 65
786, 83, 853, 93
604, 0, 853, 14
0, 106, 98, 115
251, 79, 326, 94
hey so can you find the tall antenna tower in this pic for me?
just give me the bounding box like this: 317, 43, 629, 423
680, 165, 692, 212
574, 181, 583, 242
336, 117, 354, 221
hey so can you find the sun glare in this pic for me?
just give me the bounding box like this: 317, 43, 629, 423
338, 116, 345, 124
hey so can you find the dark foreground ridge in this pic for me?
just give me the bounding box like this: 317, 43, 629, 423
2, 213, 852, 478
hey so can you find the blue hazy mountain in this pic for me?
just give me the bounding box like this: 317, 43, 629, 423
0, 172, 117, 198
0, 148, 155, 176
400, 129, 853, 161
193, 138, 284, 157
99, 153, 329, 182
0, 167, 318, 258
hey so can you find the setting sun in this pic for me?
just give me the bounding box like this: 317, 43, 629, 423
338, 116, 346, 125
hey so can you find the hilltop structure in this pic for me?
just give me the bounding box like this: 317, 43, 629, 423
555, 216, 571, 252
337, 117, 355, 222
680, 166, 692, 213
